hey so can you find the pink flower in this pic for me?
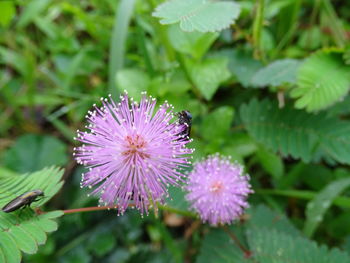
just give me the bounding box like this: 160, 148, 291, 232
74, 92, 193, 215
186, 154, 253, 225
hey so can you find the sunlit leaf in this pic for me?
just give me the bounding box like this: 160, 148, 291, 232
116, 68, 150, 101
0, 167, 64, 263
153, 0, 241, 32
292, 51, 350, 112
188, 57, 230, 100
167, 24, 218, 59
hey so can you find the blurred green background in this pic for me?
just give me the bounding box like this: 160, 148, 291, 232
1, 0, 350, 262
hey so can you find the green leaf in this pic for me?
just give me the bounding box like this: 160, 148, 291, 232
17, 0, 51, 28
200, 106, 234, 141
251, 59, 300, 87
222, 133, 257, 159
240, 99, 350, 164
0, 167, 64, 263
153, 0, 241, 33
116, 68, 150, 101
256, 146, 284, 179
248, 205, 300, 237
247, 228, 350, 263
344, 47, 350, 65
0, 1, 16, 27
88, 231, 116, 257
167, 24, 218, 59
2, 134, 68, 173
196, 227, 252, 263
225, 49, 263, 88
304, 177, 350, 238
109, 0, 136, 97
292, 51, 350, 112
166, 186, 189, 212
188, 57, 230, 100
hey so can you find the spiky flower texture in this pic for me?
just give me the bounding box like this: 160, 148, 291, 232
74, 92, 193, 215
186, 155, 253, 225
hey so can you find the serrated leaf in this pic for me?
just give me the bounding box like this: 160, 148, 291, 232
2, 134, 68, 173
188, 57, 231, 100
304, 177, 350, 238
248, 205, 300, 237
292, 51, 350, 112
240, 99, 350, 164
251, 59, 300, 87
196, 227, 253, 263
153, 0, 241, 33
167, 24, 218, 59
0, 167, 64, 263
247, 228, 350, 263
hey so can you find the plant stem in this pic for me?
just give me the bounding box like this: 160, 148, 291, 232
63, 204, 198, 218
62, 206, 119, 214
222, 225, 252, 258
252, 0, 265, 60
158, 204, 198, 218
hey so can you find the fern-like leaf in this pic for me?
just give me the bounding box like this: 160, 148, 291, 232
291, 50, 350, 112
196, 226, 253, 263
248, 205, 300, 237
240, 99, 350, 164
152, 0, 241, 32
0, 166, 64, 263
247, 228, 350, 263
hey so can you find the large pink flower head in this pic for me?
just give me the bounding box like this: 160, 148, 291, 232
74, 92, 193, 215
186, 154, 253, 225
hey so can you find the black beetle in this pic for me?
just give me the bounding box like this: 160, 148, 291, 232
177, 110, 192, 139
2, 190, 44, 213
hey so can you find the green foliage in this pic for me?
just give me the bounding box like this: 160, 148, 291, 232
153, 0, 241, 32
2, 134, 68, 173
218, 49, 264, 88
240, 99, 350, 164
256, 146, 284, 179
116, 68, 150, 100
0, 1, 15, 27
304, 178, 350, 238
247, 228, 350, 263
167, 25, 218, 59
200, 106, 234, 142
251, 59, 300, 87
0, 167, 64, 263
292, 51, 350, 112
1, 0, 350, 261
188, 57, 231, 100
196, 227, 252, 263
247, 205, 301, 237
246, 205, 350, 263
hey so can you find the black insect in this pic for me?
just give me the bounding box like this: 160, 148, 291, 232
2, 190, 44, 213
177, 110, 192, 139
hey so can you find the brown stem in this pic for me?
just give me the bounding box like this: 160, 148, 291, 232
222, 225, 252, 258
62, 206, 119, 214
